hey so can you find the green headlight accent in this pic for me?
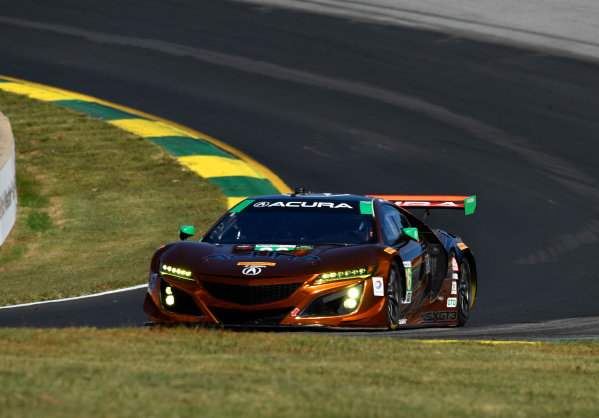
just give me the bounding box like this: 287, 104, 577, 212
314, 265, 375, 284
229, 199, 255, 213
464, 195, 476, 215
165, 294, 175, 306
160, 264, 194, 281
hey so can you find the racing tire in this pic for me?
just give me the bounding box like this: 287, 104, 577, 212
457, 257, 473, 326
386, 263, 402, 330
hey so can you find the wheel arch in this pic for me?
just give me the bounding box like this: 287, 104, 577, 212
390, 256, 407, 303
461, 250, 477, 309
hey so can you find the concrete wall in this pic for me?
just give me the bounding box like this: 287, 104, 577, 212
0, 112, 17, 245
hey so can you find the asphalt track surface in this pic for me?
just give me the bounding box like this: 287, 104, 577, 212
1, 0, 598, 340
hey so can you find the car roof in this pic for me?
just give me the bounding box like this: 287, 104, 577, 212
250, 193, 373, 202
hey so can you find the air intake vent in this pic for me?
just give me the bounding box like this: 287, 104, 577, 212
201, 281, 303, 305
207, 306, 293, 325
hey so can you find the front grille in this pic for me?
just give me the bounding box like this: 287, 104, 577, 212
207, 306, 293, 325
200, 281, 303, 305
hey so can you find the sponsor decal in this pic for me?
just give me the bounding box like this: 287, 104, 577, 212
241, 265, 267, 275
255, 245, 296, 251
451, 257, 459, 272
148, 274, 156, 292
0, 179, 17, 221
384, 247, 396, 255
402, 261, 413, 303
421, 311, 457, 323
452, 272, 458, 280
425, 254, 431, 275
457, 242, 468, 250
399, 319, 407, 325
451, 280, 458, 295
237, 262, 276, 266
446, 297, 457, 308
253, 201, 354, 209
372, 277, 384, 296
291, 308, 300, 317
394, 201, 459, 207
235, 245, 254, 250
359, 200, 374, 215
205, 253, 320, 262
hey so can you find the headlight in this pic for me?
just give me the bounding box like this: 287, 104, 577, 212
160, 263, 194, 281
300, 282, 365, 317
164, 286, 175, 306
313, 265, 375, 284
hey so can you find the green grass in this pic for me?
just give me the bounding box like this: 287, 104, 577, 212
0, 91, 227, 304
0, 328, 597, 417
19, 171, 51, 233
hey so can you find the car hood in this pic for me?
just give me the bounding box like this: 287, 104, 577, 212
159, 242, 383, 278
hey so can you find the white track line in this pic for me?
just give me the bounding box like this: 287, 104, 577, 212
0, 284, 147, 310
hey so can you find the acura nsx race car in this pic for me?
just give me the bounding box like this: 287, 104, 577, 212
143, 191, 477, 329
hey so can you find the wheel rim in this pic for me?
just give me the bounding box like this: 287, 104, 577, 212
459, 261, 472, 315
387, 267, 400, 326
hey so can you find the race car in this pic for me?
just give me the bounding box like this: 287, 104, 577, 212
143, 190, 477, 329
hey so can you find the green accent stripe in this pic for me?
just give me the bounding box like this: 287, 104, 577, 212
147, 136, 235, 158
52, 100, 147, 121
360, 200, 374, 215
0, 79, 9, 83
208, 176, 279, 197
230, 199, 254, 213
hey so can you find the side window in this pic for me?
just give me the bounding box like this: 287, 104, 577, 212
379, 205, 409, 245
398, 211, 410, 229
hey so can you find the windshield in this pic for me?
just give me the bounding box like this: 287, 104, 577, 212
204, 210, 376, 245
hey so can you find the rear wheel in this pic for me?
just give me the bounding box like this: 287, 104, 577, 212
458, 258, 473, 326
386, 264, 402, 330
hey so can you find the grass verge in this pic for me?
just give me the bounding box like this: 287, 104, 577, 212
0, 91, 227, 304
0, 328, 597, 417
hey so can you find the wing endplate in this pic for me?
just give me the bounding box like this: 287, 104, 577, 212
368, 195, 476, 215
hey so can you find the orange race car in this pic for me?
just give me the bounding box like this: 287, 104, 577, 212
143, 190, 477, 329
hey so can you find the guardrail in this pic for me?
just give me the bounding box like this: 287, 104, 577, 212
0, 111, 17, 245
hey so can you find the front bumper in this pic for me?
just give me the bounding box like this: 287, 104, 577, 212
143, 273, 388, 328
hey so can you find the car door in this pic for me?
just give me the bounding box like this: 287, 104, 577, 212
401, 210, 449, 300
378, 204, 427, 301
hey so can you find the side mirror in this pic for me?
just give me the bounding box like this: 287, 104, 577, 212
179, 225, 195, 241
402, 227, 419, 242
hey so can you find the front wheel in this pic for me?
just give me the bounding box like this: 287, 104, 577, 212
386, 264, 402, 330
457, 258, 473, 326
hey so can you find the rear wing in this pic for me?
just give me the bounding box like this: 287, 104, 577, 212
368, 195, 476, 215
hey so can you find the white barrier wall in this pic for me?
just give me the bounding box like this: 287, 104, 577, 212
0, 112, 17, 245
